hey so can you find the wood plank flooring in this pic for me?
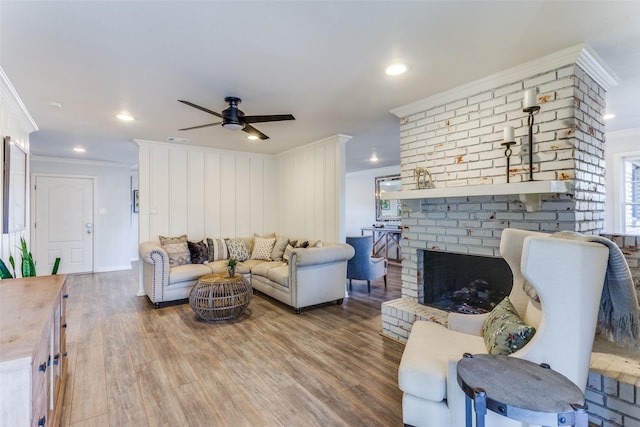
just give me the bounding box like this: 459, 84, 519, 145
60, 264, 404, 427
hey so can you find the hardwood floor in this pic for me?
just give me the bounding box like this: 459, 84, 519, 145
60, 264, 405, 427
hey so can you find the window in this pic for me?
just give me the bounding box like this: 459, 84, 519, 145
623, 157, 640, 234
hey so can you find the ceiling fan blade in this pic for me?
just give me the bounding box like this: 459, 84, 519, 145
178, 122, 222, 131
178, 100, 223, 118
243, 114, 295, 124
243, 124, 269, 140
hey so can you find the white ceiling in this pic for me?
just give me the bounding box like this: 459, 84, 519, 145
1, 1, 639, 172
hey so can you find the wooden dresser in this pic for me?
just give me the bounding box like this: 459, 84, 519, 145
0, 275, 68, 427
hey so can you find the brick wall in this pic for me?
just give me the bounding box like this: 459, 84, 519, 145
586, 370, 640, 427
382, 46, 638, 424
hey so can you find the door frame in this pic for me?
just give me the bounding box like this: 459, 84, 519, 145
30, 173, 97, 274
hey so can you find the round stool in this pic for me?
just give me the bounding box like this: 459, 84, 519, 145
189, 273, 252, 321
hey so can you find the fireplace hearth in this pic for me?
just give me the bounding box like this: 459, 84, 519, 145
423, 250, 513, 314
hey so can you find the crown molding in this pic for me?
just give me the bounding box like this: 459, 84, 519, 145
0, 66, 38, 133
274, 133, 353, 159
576, 44, 620, 90
391, 43, 619, 118
134, 138, 276, 160
30, 155, 132, 168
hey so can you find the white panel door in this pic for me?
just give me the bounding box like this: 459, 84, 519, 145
34, 176, 94, 274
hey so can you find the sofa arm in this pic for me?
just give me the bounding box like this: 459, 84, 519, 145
290, 243, 355, 267
447, 312, 488, 336
138, 241, 169, 304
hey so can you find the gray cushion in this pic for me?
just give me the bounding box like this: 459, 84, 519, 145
159, 234, 191, 267
270, 237, 289, 261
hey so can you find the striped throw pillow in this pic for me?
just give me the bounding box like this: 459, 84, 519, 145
207, 238, 229, 261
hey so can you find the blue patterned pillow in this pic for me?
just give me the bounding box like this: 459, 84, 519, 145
226, 238, 250, 262
482, 296, 536, 355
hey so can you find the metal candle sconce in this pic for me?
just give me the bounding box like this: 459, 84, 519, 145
523, 88, 540, 181
501, 141, 516, 183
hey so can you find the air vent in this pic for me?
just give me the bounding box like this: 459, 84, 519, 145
166, 137, 190, 144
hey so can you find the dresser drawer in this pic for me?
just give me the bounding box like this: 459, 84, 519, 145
31, 315, 53, 409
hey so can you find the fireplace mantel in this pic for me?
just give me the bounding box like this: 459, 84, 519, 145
381, 180, 574, 212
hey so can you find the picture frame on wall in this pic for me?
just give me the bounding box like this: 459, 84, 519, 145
133, 190, 139, 213
2, 136, 27, 234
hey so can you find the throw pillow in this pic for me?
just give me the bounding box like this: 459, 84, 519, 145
482, 296, 536, 355
283, 243, 295, 263
187, 240, 208, 264
159, 234, 191, 267
226, 238, 250, 262
251, 237, 276, 261
207, 238, 229, 261
271, 237, 289, 261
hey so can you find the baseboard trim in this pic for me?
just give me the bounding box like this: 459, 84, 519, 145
94, 264, 132, 273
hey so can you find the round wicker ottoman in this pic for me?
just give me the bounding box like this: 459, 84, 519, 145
189, 273, 252, 321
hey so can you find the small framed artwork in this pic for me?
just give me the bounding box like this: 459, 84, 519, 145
381, 199, 390, 210
133, 190, 139, 213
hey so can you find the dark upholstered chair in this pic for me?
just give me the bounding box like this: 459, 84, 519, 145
346, 236, 387, 293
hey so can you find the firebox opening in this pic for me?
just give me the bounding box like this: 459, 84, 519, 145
423, 250, 513, 314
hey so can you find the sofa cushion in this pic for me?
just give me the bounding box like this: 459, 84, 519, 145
251, 237, 276, 261
168, 263, 211, 285
266, 265, 289, 288
251, 261, 283, 277
226, 238, 250, 261
398, 320, 486, 401
207, 238, 228, 261
187, 240, 208, 264
271, 237, 289, 261
482, 296, 536, 355
242, 259, 268, 271
159, 234, 191, 267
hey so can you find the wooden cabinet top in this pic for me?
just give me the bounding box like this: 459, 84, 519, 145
0, 275, 67, 363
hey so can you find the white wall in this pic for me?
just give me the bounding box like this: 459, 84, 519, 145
604, 128, 640, 233
30, 157, 136, 272
0, 67, 37, 271
137, 134, 349, 248
345, 165, 400, 237
275, 134, 350, 243
137, 140, 278, 242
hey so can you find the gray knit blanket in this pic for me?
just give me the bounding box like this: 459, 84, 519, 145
552, 232, 640, 350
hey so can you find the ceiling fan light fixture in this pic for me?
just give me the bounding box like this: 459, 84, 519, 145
222, 122, 244, 130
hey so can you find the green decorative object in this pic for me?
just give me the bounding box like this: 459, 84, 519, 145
0, 237, 61, 278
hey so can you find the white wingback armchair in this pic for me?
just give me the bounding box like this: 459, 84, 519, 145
398, 228, 610, 427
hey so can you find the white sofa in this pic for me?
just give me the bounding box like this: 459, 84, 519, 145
398, 228, 610, 427
139, 237, 355, 312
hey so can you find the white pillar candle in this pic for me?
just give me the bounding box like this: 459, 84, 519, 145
503, 126, 515, 142
524, 88, 537, 109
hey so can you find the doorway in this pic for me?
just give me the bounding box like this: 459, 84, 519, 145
33, 175, 94, 274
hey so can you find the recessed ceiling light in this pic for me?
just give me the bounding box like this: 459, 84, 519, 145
385, 63, 407, 76
370, 153, 379, 162
116, 113, 134, 121
73, 147, 86, 153
48, 101, 62, 109
247, 135, 259, 141
603, 113, 615, 120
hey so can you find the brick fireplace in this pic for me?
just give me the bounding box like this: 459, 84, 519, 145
381, 44, 640, 427
381, 44, 618, 341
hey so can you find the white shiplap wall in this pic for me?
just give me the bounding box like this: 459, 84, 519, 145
137, 140, 278, 242
137, 134, 349, 246
275, 134, 350, 243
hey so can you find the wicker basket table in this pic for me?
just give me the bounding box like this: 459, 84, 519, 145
189, 273, 252, 321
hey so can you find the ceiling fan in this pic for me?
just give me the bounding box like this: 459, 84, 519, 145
178, 97, 295, 140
